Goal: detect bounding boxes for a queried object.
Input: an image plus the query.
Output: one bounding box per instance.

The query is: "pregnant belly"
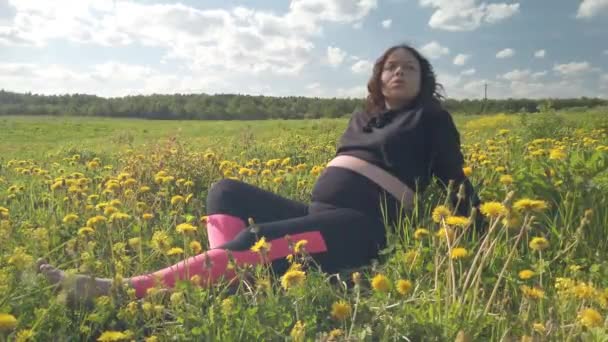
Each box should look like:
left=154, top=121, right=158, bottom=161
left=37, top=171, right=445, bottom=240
left=310, top=166, right=382, bottom=215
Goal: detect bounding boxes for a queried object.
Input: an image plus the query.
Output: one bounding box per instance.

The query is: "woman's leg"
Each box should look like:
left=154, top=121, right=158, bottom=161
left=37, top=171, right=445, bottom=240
left=38, top=207, right=385, bottom=300
left=128, top=207, right=386, bottom=297
left=204, top=179, right=308, bottom=248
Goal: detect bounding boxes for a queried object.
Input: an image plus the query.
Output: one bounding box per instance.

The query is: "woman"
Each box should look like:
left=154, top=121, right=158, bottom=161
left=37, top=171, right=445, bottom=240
left=37, top=44, right=480, bottom=300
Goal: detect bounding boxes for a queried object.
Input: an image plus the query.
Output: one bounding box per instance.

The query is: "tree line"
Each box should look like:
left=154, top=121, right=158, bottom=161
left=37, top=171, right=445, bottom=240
left=0, top=90, right=605, bottom=120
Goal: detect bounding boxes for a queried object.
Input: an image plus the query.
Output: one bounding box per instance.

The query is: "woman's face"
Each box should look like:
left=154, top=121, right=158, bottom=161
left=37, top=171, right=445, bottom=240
left=380, top=48, right=421, bottom=109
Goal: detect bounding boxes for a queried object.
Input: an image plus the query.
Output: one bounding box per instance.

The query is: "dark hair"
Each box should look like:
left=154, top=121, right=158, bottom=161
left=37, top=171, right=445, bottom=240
left=365, top=43, right=444, bottom=115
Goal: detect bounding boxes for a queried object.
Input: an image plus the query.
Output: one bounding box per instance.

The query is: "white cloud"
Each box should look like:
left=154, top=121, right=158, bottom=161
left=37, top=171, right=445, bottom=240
left=419, top=0, right=520, bottom=31
left=453, top=53, right=470, bottom=66
left=496, top=48, right=515, bottom=59
left=576, top=0, right=608, bottom=18
left=381, top=18, right=392, bottom=28
left=0, top=0, right=378, bottom=78
left=327, top=46, right=347, bottom=67
left=351, top=59, right=373, bottom=74
left=499, top=69, right=547, bottom=83
left=461, top=68, right=476, bottom=76
left=0, top=62, right=224, bottom=96
left=500, top=69, right=532, bottom=82
left=534, top=49, right=546, bottom=58
left=289, top=0, right=378, bottom=23
left=420, top=41, right=450, bottom=59
left=603, top=49, right=608, bottom=55
left=553, top=61, right=591, bottom=76
left=411, top=68, right=601, bottom=99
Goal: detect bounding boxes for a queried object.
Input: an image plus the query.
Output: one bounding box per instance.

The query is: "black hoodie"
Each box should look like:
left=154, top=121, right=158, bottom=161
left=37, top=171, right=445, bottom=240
left=335, top=103, right=480, bottom=217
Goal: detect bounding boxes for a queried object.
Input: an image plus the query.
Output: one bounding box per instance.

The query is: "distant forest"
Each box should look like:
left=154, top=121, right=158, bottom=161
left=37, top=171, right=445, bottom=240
left=1, top=90, right=606, bottom=120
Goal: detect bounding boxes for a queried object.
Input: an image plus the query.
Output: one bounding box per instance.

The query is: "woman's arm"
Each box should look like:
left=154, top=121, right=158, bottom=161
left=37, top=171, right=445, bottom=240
left=429, top=110, right=481, bottom=218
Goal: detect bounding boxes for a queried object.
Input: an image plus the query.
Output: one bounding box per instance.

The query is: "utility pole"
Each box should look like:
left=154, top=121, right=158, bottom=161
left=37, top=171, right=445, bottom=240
left=480, top=82, right=488, bottom=114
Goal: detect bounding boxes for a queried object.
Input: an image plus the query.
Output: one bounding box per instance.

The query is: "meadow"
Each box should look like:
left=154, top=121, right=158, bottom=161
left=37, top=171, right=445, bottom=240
left=1, top=109, right=608, bottom=341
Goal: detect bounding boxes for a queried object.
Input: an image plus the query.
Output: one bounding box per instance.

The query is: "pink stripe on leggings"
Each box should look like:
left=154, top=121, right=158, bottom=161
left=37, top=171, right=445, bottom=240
left=130, top=231, right=328, bottom=298
left=206, top=214, right=246, bottom=249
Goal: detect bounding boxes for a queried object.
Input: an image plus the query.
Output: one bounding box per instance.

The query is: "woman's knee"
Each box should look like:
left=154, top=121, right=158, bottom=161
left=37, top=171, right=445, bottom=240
left=206, top=179, right=247, bottom=212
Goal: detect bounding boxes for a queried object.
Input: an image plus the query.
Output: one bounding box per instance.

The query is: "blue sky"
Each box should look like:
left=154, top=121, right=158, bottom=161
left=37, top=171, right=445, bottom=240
left=0, top=0, right=607, bottom=99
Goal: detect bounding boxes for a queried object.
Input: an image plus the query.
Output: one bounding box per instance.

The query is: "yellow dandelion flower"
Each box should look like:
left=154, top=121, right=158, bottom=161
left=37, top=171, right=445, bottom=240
left=185, top=193, right=194, bottom=203
left=498, top=175, right=513, bottom=186
left=573, top=282, right=597, bottom=300
left=250, top=237, right=271, bottom=253
left=436, top=227, right=455, bottom=243
left=78, top=227, right=96, bottom=236
left=330, top=301, right=352, bottom=321
left=151, top=231, right=172, bottom=252
left=189, top=241, right=202, bottom=254
left=62, top=213, right=79, bottom=224
left=432, top=205, right=451, bottom=223
left=462, top=166, right=473, bottom=177
left=450, top=247, right=469, bottom=260
left=532, top=322, right=546, bottom=333
left=110, top=212, right=131, bottom=222
left=104, top=206, right=118, bottom=216
left=128, top=237, right=141, bottom=248
left=176, top=223, right=197, bottom=234
left=521, top=285, right=545, bottom=300
left=403, top=250, right=422, bottom=269
left=513, top=198, right=549, bottom=212
left=170, top=195, right=184, bottom=206
left=97, top=330, right=131, bottom=341
left=0, top=313, right=18, bottom=331
left=518, top=269, right=536, bottom=280
left=15, top=329, right=34, bottom=341
left=281, top=269, right=306, bottom=290
left=0, top=207, right=9, bottom=219
left=578, top=308, right=603, bottom=328
left=86, top=215, right=107, bottom=228
left=529, top=237, right=549, bottom=251
left=371, top=274, right=391, bottom=293
left=166, top=247, right=184, bottom=256
left=480, top=202, right=508, bottom=218
left=142, top=213, right=154, bottom=221
left=328, top=329, right=344, bottom=340
left=290, top=321, right=306, bottom=342
left=414, top=228, right=430, bottom=239
left=445, top=216, right=470, bottom=227
left=294, top=239, right=308, bottom=254
left=396, top=279, right=413, bottom=295
left=549, top=148, right=566, bottom=160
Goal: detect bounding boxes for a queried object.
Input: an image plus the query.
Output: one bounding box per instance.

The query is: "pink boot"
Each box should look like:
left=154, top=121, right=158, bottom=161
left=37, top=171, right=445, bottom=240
left=205, top=214, right=247, bottom=248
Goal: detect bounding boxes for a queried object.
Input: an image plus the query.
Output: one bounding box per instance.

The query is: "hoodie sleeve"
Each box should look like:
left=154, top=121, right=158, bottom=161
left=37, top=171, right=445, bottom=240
left=429, top=110, right=480, bottom=217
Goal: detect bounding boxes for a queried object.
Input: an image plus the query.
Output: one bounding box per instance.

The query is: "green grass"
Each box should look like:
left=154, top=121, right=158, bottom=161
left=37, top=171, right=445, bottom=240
left=1, top=111, right=607, bottom=341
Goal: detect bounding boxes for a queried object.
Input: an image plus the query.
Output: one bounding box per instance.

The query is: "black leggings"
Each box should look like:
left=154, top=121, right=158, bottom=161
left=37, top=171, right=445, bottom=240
left=206, top=170, right=390, bottom=275
left=130, top=168, right=396, bottom=297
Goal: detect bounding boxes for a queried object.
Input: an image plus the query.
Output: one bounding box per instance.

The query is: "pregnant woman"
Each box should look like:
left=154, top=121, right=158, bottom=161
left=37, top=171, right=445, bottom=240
left=38, top=43, right=480, bottom=300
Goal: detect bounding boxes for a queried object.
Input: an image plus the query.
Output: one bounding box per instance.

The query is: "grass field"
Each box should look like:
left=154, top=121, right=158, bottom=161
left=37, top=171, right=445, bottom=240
left=1, top=110, right=608, bottom=341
